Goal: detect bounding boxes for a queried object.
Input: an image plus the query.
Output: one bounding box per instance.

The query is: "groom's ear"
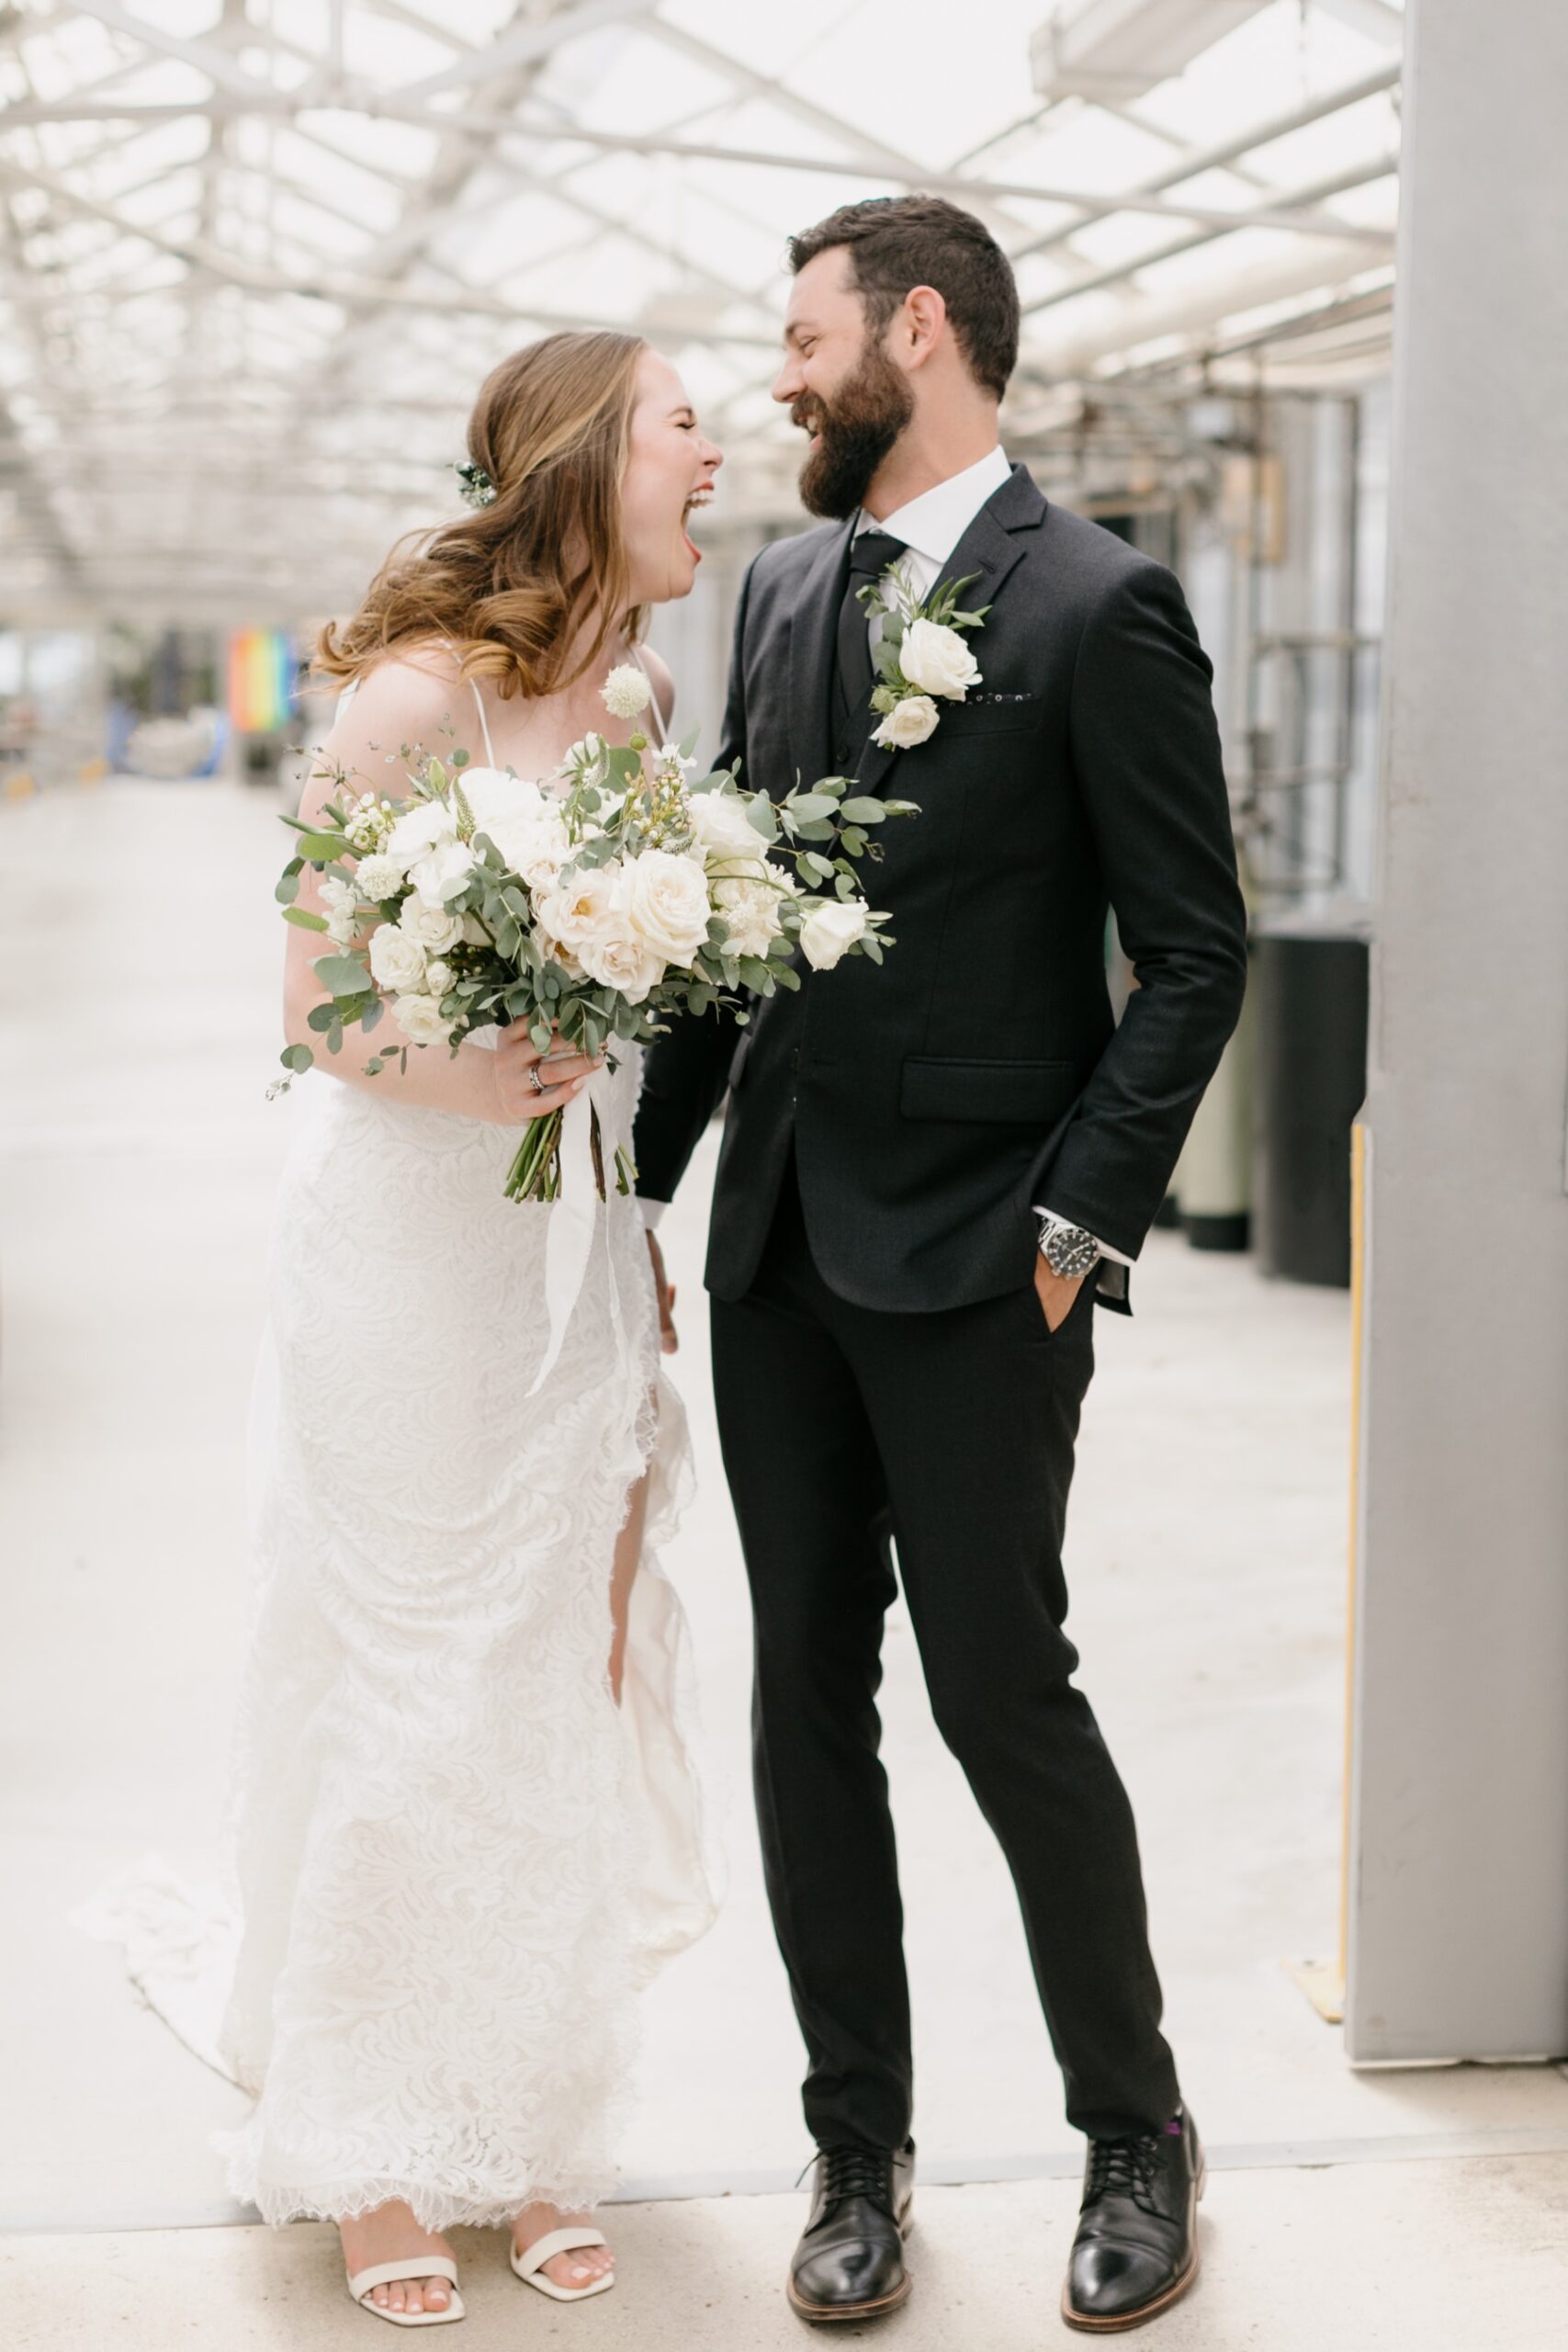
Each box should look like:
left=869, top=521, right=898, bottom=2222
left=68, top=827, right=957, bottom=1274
left=897, top=284, right=948, bottom=370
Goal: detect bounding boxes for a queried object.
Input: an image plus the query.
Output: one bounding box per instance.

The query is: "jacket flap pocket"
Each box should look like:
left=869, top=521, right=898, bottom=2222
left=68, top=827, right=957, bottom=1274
left=900, top=1057, right=1077, bottom=1125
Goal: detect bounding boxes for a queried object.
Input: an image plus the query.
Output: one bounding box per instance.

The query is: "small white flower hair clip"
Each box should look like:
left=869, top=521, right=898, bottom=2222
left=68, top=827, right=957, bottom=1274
left=453, top=458, right=497, bottom=509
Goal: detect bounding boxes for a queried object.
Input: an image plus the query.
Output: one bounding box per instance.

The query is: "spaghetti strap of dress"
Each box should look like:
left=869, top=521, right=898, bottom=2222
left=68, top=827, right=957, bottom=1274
left=468, top=675, right=496, bottom=764
left=631, top=647, right=669, bottom=744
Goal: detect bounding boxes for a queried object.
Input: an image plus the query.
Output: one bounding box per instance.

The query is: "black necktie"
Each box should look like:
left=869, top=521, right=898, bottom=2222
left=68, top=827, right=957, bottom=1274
left=834, top=528, right=908, bottom=724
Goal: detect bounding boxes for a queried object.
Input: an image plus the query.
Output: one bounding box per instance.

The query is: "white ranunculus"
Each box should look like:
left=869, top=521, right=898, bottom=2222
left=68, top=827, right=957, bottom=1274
left=408, top=839, right=475, bottom=904
left=621, top=848, right=712, bottom=966
left=898, top=618, right=980, bottom=700
left=393, top=991, right=455, bottom=1046
left=461, top=768, right=545, bottom=842
left=536, top=865, right=622, bottom=954
left=873, top=694, right=941, bottom=750
left=799, top=899, right=870, bottom=971
left=601, top=663, right=651, bottom=720
left=424, top=958, right=455, bottom=997
left=385, top=797, right=457, bottom=868
left=688, top=789, right=770, bottom=873
left=400, top=894, right=465, bottom=955
left=368, top=922, right=426, bottom=992
left=353, top=853, right=403, bottom=903
left=715, top=874, right=784, bottom=960
left=494, top=812, right=571, bottom=895
left=579, top=926, right=666, bottom=1005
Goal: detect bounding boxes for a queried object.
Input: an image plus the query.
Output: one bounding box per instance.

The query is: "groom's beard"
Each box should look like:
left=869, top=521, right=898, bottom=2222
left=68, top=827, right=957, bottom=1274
left=795, top=341, right=915, bottom=520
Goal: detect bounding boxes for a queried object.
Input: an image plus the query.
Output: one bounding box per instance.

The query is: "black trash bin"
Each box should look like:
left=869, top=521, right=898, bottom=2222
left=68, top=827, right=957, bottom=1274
left=1251, top=909, right=1371, bottom=1288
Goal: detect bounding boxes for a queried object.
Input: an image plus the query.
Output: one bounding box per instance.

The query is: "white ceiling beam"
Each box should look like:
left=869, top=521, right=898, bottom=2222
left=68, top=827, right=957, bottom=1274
left=0, top=90, right=1393, bottom=246
left=389, top=0, right=660, bottom=101
left=1016, top=58, right=1401, bottom=262
left=1312, top=0, right=1405, bottom=44
left=1021, top=154, right=1397, bottom=317
left=64, top=0, right=287, bottom=103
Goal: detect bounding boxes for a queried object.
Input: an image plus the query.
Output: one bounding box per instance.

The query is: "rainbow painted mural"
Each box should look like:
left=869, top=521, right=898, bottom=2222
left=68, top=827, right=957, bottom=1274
left=227, top=628, right=295, bottom=732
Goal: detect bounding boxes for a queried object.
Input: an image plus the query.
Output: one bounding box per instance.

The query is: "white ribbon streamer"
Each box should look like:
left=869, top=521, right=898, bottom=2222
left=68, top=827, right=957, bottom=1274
left=527, top=1060, right=628, bottom=1399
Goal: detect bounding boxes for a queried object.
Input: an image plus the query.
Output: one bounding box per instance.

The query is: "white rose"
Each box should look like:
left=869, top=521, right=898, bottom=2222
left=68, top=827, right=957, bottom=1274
left=393, top=991, right=455, bottom=1046
left=534, top=922, right=584, bottom=981
left=459, top=911, right=491, bottom=947
left=898, top=618, right=980, bottom=699
left=579, top=926, right=666, bottom=1004
left=424, top=958, right=455, bottom=996
left=461, top=768, right=545, bottom=842
left=715, top=874, right=784, bottom=960
left=353, top=853, right=403, bottom=903
left=601, top=663, right=651, bottom=720
left=385, top=797, right=457, bottom=868
left=621, top=848, right=712, bottom=966
left=400, top=894, right=465, bottom=955
left=873, top=693, right=941, bottom=750
left=799, top=899, right=870, bottom=971
left=688, top=789, right=770, bottom=874
left=367, top=922, right=426, bottom=992
left=536, top=865, right=619, bottom=952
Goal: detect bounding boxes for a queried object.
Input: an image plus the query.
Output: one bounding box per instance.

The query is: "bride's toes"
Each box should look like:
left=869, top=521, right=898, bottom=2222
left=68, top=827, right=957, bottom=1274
left=543, top=2245, right=614, bottom=2291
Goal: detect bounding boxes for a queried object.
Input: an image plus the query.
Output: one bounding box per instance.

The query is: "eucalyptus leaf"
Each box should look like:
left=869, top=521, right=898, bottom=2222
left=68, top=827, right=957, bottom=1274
left=282, top=905, right=330, bottom=932
left=298, top=831, right=345, bottom=861
left=786, top=793, right=837, bottom=823
left=314, top=953, right=373, bottom=997
left=840, top=798, right=886, bottom=824
left=281, top=1043, right=314, bottom=1073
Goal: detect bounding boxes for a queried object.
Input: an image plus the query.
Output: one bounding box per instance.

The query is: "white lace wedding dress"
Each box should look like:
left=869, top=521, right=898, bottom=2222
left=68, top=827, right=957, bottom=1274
left=216, top=667, right=717, bottom=2232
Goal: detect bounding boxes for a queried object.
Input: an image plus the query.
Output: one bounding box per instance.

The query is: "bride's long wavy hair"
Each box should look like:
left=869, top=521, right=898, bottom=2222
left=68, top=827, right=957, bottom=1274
left=316, top=329, right=649, bottom=699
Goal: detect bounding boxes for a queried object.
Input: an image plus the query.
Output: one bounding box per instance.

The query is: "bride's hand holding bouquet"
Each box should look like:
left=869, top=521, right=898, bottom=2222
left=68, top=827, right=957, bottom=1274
left=275, top=660, right=917, bottom=1204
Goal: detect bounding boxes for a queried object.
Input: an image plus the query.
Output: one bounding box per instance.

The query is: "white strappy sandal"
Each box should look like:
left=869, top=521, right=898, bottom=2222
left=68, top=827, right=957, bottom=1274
left=510, top=2226, right=616, bottom=2303
left=345, top=2256, right=465, bottom=2327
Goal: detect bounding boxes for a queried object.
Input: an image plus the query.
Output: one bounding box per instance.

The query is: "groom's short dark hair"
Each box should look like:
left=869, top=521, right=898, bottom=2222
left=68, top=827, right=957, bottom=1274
left=787, top=195, right=1019, bottom=400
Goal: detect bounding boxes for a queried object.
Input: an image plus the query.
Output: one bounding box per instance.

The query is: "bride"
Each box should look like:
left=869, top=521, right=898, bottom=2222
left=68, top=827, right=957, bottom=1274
left=222, top=331, right=723, bottom=2325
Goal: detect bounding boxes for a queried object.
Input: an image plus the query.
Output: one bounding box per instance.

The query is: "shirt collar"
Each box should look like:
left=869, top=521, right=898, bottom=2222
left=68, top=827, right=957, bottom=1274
left=855, top=445, right=1012, bottom=568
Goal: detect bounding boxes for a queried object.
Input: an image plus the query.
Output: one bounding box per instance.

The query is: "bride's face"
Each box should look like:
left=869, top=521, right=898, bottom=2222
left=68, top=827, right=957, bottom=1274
left=621, top=351, right=722, bottom=606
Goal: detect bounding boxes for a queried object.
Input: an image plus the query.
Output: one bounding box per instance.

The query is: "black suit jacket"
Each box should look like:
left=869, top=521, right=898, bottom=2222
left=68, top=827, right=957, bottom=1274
left=634, top=463, right=1248, bottom=1312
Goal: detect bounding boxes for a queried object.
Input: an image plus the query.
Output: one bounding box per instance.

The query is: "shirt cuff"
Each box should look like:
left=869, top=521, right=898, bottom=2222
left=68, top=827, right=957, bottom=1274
left=1032, top=1205, right=1134, bottom=1272
left=638, top=1197, right=669, bottom=1231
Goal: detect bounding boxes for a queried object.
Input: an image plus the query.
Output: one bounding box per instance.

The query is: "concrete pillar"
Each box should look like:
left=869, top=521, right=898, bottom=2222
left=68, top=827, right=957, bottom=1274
left=1347, top=0, right=1568, bottom=2058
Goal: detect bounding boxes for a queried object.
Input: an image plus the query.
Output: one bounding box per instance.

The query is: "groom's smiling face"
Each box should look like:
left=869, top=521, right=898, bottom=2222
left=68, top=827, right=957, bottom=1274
left=776, top=248, right=914, bottom=522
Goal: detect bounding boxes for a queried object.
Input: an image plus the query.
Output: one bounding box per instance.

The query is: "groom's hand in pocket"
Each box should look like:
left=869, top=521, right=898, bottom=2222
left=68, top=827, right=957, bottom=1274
left=1033, top=1251, right=1086, bottom=1334
left=647, top=1231, right=679, bottom=1354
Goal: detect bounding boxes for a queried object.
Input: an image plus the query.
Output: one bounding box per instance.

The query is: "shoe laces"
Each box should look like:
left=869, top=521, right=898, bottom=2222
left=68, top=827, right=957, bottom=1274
left=807, top=2144, right=892, bottom=2211
left=1084, top=2131, right=1164, bottom=2217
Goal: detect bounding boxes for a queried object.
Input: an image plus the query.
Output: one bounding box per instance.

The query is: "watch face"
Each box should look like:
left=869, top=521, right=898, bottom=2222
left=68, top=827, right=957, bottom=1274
left=1048, top=1227, right=1099, bottom=1278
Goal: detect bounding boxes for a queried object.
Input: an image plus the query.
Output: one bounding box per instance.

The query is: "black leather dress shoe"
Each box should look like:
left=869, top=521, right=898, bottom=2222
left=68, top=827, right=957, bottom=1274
left=1062, top=2109, right=1204, bottom=2333
left=787, top=2142, right=914, bottom=2324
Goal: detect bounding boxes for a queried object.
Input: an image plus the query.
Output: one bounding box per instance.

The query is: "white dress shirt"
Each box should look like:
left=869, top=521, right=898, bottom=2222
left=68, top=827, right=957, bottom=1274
left=644, top=443, right=1126, bottom=1279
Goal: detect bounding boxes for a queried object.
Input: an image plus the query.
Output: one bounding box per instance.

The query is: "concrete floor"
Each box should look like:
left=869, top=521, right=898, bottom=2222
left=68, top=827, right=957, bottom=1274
left=4, top=775, right=1568, bottom=2343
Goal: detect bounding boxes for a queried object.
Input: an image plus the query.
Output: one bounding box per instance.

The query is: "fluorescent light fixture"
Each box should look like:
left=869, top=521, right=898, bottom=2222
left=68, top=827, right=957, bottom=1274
left=1031, top=0, right=1273, bottom=102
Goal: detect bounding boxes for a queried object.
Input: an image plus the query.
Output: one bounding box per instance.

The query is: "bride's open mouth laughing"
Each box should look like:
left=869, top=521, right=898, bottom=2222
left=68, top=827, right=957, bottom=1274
left=681, top=481, right=714, bottom=563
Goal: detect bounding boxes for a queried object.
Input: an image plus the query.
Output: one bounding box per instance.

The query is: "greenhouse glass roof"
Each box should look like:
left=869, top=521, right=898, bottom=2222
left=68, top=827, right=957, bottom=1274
left=0, top=0, right=1403, bottom=614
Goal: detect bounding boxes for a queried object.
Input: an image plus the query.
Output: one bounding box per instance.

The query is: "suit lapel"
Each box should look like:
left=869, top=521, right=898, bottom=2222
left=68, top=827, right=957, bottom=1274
left=853, top=463, right=1044, bottom=797
left=788, top=519, right=853, bottom=789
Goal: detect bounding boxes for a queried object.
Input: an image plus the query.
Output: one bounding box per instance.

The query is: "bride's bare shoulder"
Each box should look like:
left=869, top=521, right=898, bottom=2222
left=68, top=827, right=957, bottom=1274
left=326, top=639, right=488, bottom=761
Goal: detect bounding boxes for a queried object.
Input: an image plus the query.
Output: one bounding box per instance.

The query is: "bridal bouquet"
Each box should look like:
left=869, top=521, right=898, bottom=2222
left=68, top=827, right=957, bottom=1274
left=274, top=664, right=916, bottom=1205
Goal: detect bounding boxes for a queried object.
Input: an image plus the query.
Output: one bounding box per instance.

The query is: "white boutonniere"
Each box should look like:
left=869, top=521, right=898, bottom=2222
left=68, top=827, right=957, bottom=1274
left=858, top=565, right=991, bottom=751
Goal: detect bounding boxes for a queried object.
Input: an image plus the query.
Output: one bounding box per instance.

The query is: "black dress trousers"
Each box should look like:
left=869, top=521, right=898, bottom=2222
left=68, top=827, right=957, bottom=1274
left=710, top=1152, right=1180, bottom=2151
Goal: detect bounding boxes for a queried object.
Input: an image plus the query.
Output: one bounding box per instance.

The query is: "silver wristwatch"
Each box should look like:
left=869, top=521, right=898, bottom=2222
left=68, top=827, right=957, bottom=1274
left=1040, top=1221, right=1101, bottom=1281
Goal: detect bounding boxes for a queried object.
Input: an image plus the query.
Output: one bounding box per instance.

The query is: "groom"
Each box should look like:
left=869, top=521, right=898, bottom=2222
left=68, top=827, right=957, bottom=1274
left=635, top=195, right=1247, bottom=2333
